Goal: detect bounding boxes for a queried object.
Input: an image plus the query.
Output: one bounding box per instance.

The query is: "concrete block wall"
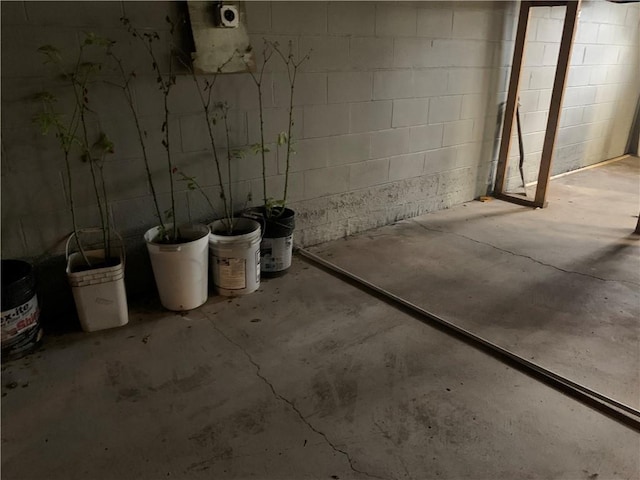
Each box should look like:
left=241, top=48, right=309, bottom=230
left=504, top=1, right=639, bottom=191
left=1, top=1, right=638, bottom=298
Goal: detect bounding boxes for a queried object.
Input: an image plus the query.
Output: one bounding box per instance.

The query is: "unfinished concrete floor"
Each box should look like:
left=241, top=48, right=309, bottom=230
left=2, top=157, right=639, bottom=479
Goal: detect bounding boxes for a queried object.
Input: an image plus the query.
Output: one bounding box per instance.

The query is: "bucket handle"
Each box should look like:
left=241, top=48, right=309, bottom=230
left=240, top=211, right=266, bottom=241
left=66, top=228, right=126, bottom=267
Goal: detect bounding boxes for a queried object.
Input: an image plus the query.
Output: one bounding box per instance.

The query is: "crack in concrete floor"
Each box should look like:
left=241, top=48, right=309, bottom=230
left=410, top=219, right=640, bottom=287
left=207, top=318, right=388, bottom=480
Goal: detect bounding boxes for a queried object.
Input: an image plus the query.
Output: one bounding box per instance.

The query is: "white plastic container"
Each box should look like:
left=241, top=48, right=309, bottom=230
left=66, top=230, right=128, bottom=333
left=209, top=218, right=261, bottom=297
left=144, top=223, right=209, bottom=311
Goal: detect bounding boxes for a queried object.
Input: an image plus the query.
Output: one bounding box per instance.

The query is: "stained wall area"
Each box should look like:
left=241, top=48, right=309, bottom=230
left=1, top=1, right=638, bottom=264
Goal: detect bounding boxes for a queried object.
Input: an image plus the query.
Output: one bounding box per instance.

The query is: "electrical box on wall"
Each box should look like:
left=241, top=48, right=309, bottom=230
left=187, top=1, right=254, bottom=73
left=212, top=2, right=239, bottom=28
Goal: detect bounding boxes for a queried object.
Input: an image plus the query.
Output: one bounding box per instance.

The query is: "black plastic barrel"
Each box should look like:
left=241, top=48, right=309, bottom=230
left=242, top=207, right=296, bottom=276
left=1, top=260, right=43, bottom=360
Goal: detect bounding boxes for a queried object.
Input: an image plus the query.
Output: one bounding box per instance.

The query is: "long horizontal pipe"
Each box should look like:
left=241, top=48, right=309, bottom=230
left=296, top=247, right=640, bottom=432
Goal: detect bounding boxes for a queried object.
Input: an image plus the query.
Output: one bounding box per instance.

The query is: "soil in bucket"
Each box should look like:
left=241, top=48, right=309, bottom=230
left=1, top=260, right=43, bottom=361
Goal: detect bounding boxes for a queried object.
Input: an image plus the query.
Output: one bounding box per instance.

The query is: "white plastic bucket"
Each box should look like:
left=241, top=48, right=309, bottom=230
left=208, top=218, right=261, bottom=296
left=66, top=229, right=129, bottom=332
left=144, top=223, right=209, bottom=311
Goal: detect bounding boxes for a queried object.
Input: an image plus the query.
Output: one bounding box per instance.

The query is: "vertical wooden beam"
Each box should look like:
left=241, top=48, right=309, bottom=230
left=494, top=2, right=532, bottom=195
left=534, top=0, right=581, bottom=207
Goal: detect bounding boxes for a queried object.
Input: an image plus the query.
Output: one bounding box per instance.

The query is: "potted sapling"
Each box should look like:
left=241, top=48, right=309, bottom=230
left=179, top=53, right=261, bottom=296
left=34, top=34, right=128, bottom=332
left=246, top=40, right=310, bottom=276
left=119, top=17, right=209, bottom=311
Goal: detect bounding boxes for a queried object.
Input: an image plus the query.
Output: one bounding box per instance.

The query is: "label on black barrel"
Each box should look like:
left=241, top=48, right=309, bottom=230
left=261, top=235, right=293, bottom=272
left=1, top=295, right=40, bottom=344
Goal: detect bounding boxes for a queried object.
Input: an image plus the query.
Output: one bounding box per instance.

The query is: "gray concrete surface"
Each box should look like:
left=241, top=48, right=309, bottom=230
left=311, top=156, right=640, bottom=412
left=2, top=158, right=639, bottom=479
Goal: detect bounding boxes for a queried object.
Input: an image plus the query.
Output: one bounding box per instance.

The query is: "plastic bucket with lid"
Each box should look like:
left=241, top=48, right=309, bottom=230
left=1, top=260, right=43, bottom=360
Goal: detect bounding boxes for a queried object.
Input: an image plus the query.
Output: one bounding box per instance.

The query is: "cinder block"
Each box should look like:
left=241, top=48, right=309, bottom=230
left=214, top=73, right=274, bottom=111
left=617, top=46, right=637, bottom=65
left=303, top=104, right=350, bottom=139
left=566, top=65, right=592, bottom=87
left=1, top=125, right=67, bottom=175
left=521, top=111, right=548, bottom=135
left=522, top=131, right=546, bottom=155
left=250, top=171, right=304, bottom=205
left=389, top=153, right=425, bottom=182
left=523, top=43, right=545, bottom=67
left=423, top=146, right=457, bottom=175
left=25, top=1, right=123, bottom=26
left=248, top=107, right=302, bottom=145
left=559, top=106, right=584, bottom=127
left=350, top=101, right=393, bottom=134
left=245, top=2, right=271, bottom=33
left=300, top=36, right=350, bottom=72
left=248, top=35, right=300, bottom=73
left=272, top=72, right=326, bottom=107
left=461, top=94, right=485, bottom=120
left=1, top=26, right=79, bottom=77
left=528, top=66, right=556, bottom=90
left=563, top=85, right=597, bottom=107
left=282, top=137, right=328, bottom=173
left=182, top=110, right=247, bottom=151
left=392, top=98, right=429, bottom=128
left=1, top=1, right=27, bottom=25
left=443, top=119, right=474, bottom=147
left=304, top=165, right=349, bottom=199
left=594, top=84, right=618, bottom=104
left=20, top=207, right=71, bottom=257
left=452, top=10, right=498, bottom=40
left=0, top=218, right=26, bottom=259
left=582, top=102, right=616, bottom=123
left=556, top=124, right=591, bottom=147
left=625, top=6, right=640, bottom=27
left=102, top=158, right=152, bottom=202
left=120, top=1, right=174, bottom=29
left=1, top=168, right=66, bottom=216
left=409, top=124, right=443, bottom=152
left=328, top=3, right=375, bottom=36
left=517, top=90, right=540, bottom=113
left=393, top=38, right=439, bottom=68
left=417, top=7, right=453, bottom=38
left=111, top=191, right=189, bottom=238
left=537, top=89, right=552, bottom=111
left=349, top=158, right=389, bottom=190
left=535, top=18, right=563, bottom=42
left=327, top=133, right=371, bottom=166
left=370, top=128, right=411, bottom=159
left=328, top=72, right=373, bottom=103
left=375, top=4, right=417, bottom=37
left=575, top=21, right=599, bottom=44
left=373, top=70, right=414, bottom=100
left=272, top=3, right=327, bottom=35
left=428, top=95, right=462, bottom=124
left=349, top=37, right=394, bottom=70
left=583, top=45, right=618, bottom=65
left=413, top=68, right=448, bottom=97
left=233, top=146, right=278, bottom=182
left=448, top=68, right=490, bottom=95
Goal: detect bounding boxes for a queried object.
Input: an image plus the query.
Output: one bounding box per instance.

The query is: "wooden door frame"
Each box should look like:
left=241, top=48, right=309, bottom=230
left=494, top=0, right=582, bottom=208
